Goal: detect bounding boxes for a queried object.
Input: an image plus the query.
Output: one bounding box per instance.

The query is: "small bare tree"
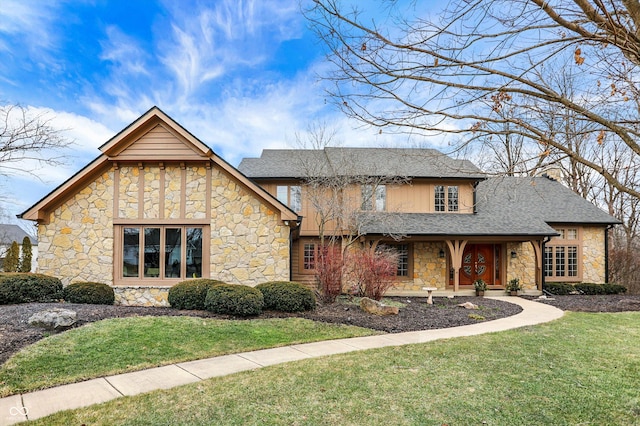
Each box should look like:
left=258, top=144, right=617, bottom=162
left=0, top=104, right=70, bottom=178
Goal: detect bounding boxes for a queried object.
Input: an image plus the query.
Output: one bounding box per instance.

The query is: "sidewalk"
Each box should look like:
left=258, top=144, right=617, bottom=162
left=1, top=297, right=563, bottom=425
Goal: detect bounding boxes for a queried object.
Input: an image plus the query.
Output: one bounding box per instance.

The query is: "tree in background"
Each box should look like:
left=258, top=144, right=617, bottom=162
left=3, top=241, right=19, bottom=272
left=308, top=0, right=640, bottom=292
left=19, top=236, right=32, bottom=273
left=307, top=0, right=640, bottom=200
left=0, top=104, right=70, bottom=178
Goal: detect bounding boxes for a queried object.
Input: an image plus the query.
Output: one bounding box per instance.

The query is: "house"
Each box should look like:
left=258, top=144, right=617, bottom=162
left=0, top=224, right=38, bottom=272
left=238, top=148, right=620, bottom=295
left=19, top=107, right=298, bottom=306
left=19, top=108, right=619, bottom=306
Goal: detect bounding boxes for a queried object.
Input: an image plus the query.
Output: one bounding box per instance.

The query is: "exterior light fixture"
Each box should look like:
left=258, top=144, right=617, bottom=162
left=511, top=250, right=517, bottom=259
left=439, top=249, right=445, bottom=258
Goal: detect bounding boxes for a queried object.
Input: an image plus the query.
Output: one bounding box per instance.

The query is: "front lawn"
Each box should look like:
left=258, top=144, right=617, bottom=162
left=0, top=316, right=378, bottom=397
left=28, top=312, right=640, bottom=425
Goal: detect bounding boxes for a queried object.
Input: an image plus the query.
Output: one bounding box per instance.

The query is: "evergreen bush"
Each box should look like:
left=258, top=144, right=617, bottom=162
left=204, top=284, right=264, bottom=316
left=256, top=281, right=316, bottom=312
left=0, top=273, right=63, bottom=304
left=64, top=282, right=115, bottom=305
left=543, top=282, right=575, bottom=295
left=168, top=279, right=226, bottom=310
left=19, top=236, right=33, bottom=273
left=602, top=284, right=627, bottom=294
left=3, top=241, right=19, bottom=273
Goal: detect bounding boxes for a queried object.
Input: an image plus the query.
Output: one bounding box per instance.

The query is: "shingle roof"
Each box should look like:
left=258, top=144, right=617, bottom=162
left=361, top=177, right=620, bottom=237
left=0, top=224, right=37, bottom=245
left=238, top=148, right=484, bottom=179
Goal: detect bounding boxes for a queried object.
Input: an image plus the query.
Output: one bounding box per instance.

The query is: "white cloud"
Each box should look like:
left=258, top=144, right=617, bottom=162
left=0, top=0, right=61, bottom=52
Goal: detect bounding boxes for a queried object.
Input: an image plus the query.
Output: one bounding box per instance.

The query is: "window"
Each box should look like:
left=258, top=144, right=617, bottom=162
left=361, top=184, right=386, bottom=211
left=435, top=185, right=458, bottom=212
left=122, top=226, right=203, bottom=280
left=377, top=243, right=412, bottom=278
left=303, top=243, right=317, bottom=271
left=276, top=185, right=301, bottom=212
left=544, top=227, right=580, bottom=280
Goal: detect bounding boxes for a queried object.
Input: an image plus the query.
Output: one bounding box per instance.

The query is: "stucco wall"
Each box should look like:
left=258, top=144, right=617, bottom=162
left=38, top=169, right=115, bottom=286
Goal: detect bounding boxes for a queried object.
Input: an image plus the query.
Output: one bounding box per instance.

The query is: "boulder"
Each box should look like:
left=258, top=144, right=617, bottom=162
left=28, top=308, right=77, bottom=330
left=457, top=302, right=479, bottom=310
left=360, top=297, right=399, bottom=315
left=617, top=299, right=640, bottom=310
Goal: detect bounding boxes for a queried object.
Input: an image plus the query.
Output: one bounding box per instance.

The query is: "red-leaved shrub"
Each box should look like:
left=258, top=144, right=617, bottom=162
left=315, top=245, right=344, bottom=303
left=346, top=247, right=398, bottom=301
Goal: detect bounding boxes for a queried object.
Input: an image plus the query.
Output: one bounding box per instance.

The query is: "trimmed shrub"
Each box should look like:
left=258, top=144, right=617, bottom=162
left=256, top=281, right=316, bottom=312
left=603, top=284, right=627, bottom=294
left=544, top=282, right=574, bottom=295
left=0, top=273, right=63, bottom=304
left=575, top=283, right=628, bottom=295
left=64, top=282, right=115, bottom=305
left=574, top=283, right=606, bottom=295
left=168, top=279, right=226, bottom=310
left=205, top=284, right=264, bottom=317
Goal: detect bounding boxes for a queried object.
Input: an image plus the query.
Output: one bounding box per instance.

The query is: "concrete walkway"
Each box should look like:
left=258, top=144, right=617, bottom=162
left=1, top=297, right=563, bottom=425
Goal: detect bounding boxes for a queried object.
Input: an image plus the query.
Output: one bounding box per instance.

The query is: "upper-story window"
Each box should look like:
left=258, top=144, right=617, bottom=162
left=361, top=184, right=386, bottom=211
left=435, top=185, right=459, bottom=212
left=277, top=185, right=301, bottom=212
left=544, top=227, right=580, bottom=280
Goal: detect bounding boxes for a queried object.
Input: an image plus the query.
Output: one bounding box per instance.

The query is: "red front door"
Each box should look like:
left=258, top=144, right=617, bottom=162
left=459, top=244, right=501, bottom=286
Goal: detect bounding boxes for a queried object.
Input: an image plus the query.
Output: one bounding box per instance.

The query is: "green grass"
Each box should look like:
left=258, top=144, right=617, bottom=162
left=27, top=312, right=640, bottom=425
left=0, top=316, right=378, bottom=397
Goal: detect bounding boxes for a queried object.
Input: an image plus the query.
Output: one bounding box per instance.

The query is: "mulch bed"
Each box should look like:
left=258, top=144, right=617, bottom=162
left=1, top=294, right=639, bottom=366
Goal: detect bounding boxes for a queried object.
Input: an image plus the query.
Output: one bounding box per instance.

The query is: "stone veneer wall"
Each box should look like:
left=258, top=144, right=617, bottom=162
left=114, top=286, right=170, bottom=306
left=37, top=168, right=115, bottom=286
left=582, top=226, right=606, bottom=283
left=209, top=168, right=290, bottom=285
left=506, top=242, right=537, bottom=290
left=394, top=242, right=448, bottom=291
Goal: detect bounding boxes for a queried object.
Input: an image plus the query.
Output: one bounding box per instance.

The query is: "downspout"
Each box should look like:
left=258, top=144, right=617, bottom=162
left=472, top=181, right=479, bottom=214
left=541, top=236, right=551, bottom=293
left=605, top=224, right=614, bottom=284
left=288, top=216, right=303, bottom=281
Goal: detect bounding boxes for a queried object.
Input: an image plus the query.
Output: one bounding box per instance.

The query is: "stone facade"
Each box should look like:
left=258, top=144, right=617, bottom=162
left=114, top=286, right=170, bottom=307
left=394, top=242, right=448, bottom=291
left=582, top=226, right=606, bottom=283
left=36, top=160, right=290, bottom=306
left=38, top=168, right=115, bottom=286
left=506, top=241, right=537, bottom=290
left=209, top=168, right=290, bottom=285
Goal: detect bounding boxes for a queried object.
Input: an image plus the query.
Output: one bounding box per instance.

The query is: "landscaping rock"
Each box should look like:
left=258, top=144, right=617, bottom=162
left=617, top=299, right=640, bottom=310
left=360, top=297, right=399, bottom=315
left=457, top=302, right=479, bottom=310
left=28, top=308, right=77, bottom=330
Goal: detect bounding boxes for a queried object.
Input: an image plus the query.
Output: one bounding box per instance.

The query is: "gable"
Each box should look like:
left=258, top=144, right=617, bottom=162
left=105, top=123, right=210, bottom=162
left=20, top=107, right=297, bottom=223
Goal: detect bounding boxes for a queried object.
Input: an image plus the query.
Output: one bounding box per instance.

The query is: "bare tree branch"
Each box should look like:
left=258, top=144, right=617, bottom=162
left=306, top=0, right=640, bottom=200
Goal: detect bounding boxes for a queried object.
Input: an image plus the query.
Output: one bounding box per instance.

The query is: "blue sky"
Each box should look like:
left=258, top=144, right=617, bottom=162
left=1, top=0, right=421, bottom=225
